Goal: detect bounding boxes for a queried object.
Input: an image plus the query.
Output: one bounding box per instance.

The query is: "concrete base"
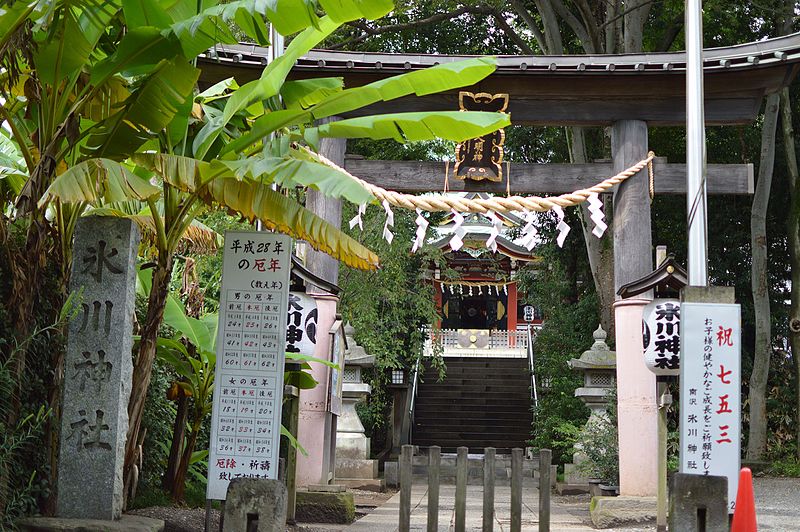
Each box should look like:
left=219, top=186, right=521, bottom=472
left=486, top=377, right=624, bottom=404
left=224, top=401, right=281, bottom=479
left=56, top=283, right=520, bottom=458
left=337, top=478, right=385, bottom=492
left=556, top=482, right=590, bottom=495
left=336, top=458, right=378, bottom=480
left=295, top=490, right=355, bottom=524
left=17, top=515, right=164, bottom=532
left=589, top=496, right=657, bottom=529
left=385, top=461, right=398, bottom=488
left=307, top=483, right=347, bottom=493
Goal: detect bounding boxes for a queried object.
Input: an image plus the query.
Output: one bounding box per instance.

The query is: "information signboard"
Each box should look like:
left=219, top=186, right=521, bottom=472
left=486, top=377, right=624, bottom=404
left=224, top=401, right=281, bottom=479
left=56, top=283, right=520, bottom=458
left=207, top=232, right=291, bottom=500
left=679, top=302, right=741, bottom=513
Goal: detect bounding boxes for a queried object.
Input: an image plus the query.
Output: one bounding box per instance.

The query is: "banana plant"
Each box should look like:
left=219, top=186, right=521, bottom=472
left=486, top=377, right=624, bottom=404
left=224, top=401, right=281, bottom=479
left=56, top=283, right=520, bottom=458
left=8, top=0, right=511, bottom=495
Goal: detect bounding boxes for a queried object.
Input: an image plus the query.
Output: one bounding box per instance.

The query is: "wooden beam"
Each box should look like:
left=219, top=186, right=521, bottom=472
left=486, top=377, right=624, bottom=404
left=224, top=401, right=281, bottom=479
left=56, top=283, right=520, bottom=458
left=343, top=157, right=753, bottom=195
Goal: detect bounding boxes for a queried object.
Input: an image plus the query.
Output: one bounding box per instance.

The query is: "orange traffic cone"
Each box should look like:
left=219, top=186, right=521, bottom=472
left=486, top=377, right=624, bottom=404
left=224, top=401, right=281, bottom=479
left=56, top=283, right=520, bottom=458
left=730, top=467, right=757, bottom=532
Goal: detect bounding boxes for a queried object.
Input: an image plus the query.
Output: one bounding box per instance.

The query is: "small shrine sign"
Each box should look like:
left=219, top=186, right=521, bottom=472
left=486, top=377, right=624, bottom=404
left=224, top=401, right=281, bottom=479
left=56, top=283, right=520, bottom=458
left=207, top=231, right=291, bottom=500
left=454, top=91, right=508, bottom=182
left=679, top=302, right=741, bottom=513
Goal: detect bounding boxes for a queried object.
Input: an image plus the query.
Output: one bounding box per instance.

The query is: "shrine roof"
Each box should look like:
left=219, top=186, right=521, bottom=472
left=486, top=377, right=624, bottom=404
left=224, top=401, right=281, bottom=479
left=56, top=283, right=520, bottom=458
left=198, top=32, right=800, bottom=126
left=429, top=232, right=538, bottom=262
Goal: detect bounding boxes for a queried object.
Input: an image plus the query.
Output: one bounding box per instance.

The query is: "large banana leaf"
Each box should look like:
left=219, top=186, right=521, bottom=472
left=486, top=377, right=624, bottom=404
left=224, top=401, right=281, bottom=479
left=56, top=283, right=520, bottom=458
left=39, top=159, right=160, bottom=207
left=203, top=178, right=379, bottom=271
left=137, top=267, right=214, bottom=352
left=90, top=27, right=175, bottom=85
left=217, top=149, right=374, bottom=204
left=85, top=205, right=222, bottom=255
left=0, top=1, right=38, bottom=51
left=132, top=153, right=215, bottom=192
left=281, top=78, right=345, bottom=110
left=319, top=0, right=394, bottom=22
left=33, top=12, right=93, bottom=86
left=311, top=58, right=498, bottom=118
left=220, top=0, right=390, bottom=125
left=311, top=111, right=512, bottom=143
left=84, top=57, right=199, bottom=159
left=221, top=58, right=499, bottom=155
left=221, top=16, right=339, bottom=125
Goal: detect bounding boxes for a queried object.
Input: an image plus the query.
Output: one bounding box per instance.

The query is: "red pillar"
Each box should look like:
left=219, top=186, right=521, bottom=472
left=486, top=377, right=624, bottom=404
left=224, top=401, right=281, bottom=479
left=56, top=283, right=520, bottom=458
left=433, top=280, right=442, bottom=329
left=507, top=282, right=517, bottom=331
left=507, top=282, right=517, bottom=346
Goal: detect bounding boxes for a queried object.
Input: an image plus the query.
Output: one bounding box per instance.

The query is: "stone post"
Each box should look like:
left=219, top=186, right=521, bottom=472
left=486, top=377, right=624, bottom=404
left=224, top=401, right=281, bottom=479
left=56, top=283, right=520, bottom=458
left=612, top=120, right=657, bottom=497
left=57, top=216, right=140, bottom=519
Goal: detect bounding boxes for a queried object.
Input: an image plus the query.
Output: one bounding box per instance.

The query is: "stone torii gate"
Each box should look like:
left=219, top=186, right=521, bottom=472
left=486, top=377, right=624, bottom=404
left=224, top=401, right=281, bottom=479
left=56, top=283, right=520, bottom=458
left=199, top=32, right=800, bottom=497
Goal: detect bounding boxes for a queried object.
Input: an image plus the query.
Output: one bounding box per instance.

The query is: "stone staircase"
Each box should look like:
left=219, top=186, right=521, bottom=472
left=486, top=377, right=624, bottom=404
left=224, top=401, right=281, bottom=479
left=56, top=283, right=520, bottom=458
left=412, top=357, right=533, bottom=453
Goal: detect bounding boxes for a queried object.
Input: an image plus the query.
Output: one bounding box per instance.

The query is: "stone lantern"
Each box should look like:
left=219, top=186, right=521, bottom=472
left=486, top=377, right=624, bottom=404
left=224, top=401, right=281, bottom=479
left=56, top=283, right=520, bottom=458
left=559, top=325, right=616, bottom=491
left=568, top=325, right=617, bottom=421
left=334, top=324, right=382, bottom=490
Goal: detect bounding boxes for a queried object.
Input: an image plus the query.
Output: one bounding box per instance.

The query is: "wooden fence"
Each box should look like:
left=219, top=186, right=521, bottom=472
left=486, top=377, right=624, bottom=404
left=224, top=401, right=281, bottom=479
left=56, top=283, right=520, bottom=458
left=399, top=445, right=552, bottom=532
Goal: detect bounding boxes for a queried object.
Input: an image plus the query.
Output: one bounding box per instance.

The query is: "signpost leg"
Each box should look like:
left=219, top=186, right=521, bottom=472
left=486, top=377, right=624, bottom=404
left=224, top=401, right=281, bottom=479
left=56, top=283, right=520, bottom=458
left=657, top=381, right=671, bottom=532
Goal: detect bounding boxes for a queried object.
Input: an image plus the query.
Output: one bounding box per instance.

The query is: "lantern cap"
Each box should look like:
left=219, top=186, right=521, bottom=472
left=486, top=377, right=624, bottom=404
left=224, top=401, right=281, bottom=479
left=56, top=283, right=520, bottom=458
left=616, top=254, right=687, bottom=299
left=568, top=325, right=616, bottom=370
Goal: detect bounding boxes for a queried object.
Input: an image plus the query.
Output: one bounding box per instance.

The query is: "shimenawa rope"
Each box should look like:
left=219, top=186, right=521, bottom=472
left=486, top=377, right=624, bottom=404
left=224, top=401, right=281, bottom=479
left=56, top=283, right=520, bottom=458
left=306, top=146, right=656, bottom=216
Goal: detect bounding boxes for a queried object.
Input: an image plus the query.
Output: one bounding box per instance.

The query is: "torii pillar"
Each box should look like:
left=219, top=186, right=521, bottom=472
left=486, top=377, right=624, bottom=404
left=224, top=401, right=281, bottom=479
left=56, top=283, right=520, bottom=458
left=612, top=120, right=658, bottom=496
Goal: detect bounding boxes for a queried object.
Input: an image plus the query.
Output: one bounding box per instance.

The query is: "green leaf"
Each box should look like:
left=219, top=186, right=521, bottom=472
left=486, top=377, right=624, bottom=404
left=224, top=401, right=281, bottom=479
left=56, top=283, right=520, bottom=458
left=0, top=1, right=36, bottom=51
left=90, top=27, right=175, bottom=85
left=39, top=159, right=160, bottom=207
left=223, top=59, right=498, bottom=155
left=132, top=153, right=214, bottom=192
left=217, top=149, right=375, bottom=204
left=33, top=13, right=93, bottom=86
left=281, top=78, right=344, bottom=110
left=202, top=177, right=380, bottom=271
left=285, top=369, right=318, bottom=389
left=162, top=298, right=214, bottom=353
left=312, top=58, right=497, bottom=119
left=122, top=0, right=172, bottom=29
left=85, top=57, right=199, bottom=159
left=201, top=314, right=219, bottom=351
left=197, top=77, right=239, bottom=102
left=264, top=0, right=319, bottom=35
left=222, top=16, right=339, bottom=125
left=319, top=0, right=393, bottom=23
left=312, top=111, right=511, bottom=143
left=286, top=352, right=340, bottom=370
left=281, top=424, right=308, bottom=455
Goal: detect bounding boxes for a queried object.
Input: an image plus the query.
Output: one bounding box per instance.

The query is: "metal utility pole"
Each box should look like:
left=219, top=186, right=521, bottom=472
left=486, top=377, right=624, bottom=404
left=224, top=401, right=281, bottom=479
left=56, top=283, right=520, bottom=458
left=685, top=0, right=709, bottom=286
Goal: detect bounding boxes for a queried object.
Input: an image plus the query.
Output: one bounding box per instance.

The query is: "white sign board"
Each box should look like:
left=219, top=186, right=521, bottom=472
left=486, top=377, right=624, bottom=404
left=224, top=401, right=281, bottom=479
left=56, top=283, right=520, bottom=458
left=679, top=302, right=741, bottom=513
left=207, top=232, right=291, bottom=500
left=642, top=299, right=681, bottom=375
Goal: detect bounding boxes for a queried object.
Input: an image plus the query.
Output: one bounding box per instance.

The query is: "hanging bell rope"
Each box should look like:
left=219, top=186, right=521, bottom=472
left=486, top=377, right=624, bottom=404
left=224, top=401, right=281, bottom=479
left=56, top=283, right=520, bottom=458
left=303, top=146, right=656, bottom=215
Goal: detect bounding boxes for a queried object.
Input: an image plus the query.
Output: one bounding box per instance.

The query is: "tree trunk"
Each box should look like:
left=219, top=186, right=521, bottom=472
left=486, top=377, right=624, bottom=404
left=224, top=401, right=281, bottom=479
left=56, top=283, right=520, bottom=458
left=746, top=92, right=781, bottom=461
left=623, top=0, right=652, bottom=53
left=123, top=254, right=174, bottom=502
left=162, top=390, right=188, bottom=492
left=171, top=421, right=200, bottom=502
left=570, top=126, right=616, bottom=337
left=780, top=87, right=800, bottom=462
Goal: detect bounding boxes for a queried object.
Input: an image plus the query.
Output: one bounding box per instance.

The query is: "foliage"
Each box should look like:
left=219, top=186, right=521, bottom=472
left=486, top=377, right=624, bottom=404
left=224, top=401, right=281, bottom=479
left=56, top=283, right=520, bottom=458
left=0, top=292, right=79, bottom=524
left=766, top=458, right=800, bottom=478
left=577, top=390, right=619, bottom=485
left=516, top=211, right=593, bottom=464
left=338, top=200, right=450, bottom=449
